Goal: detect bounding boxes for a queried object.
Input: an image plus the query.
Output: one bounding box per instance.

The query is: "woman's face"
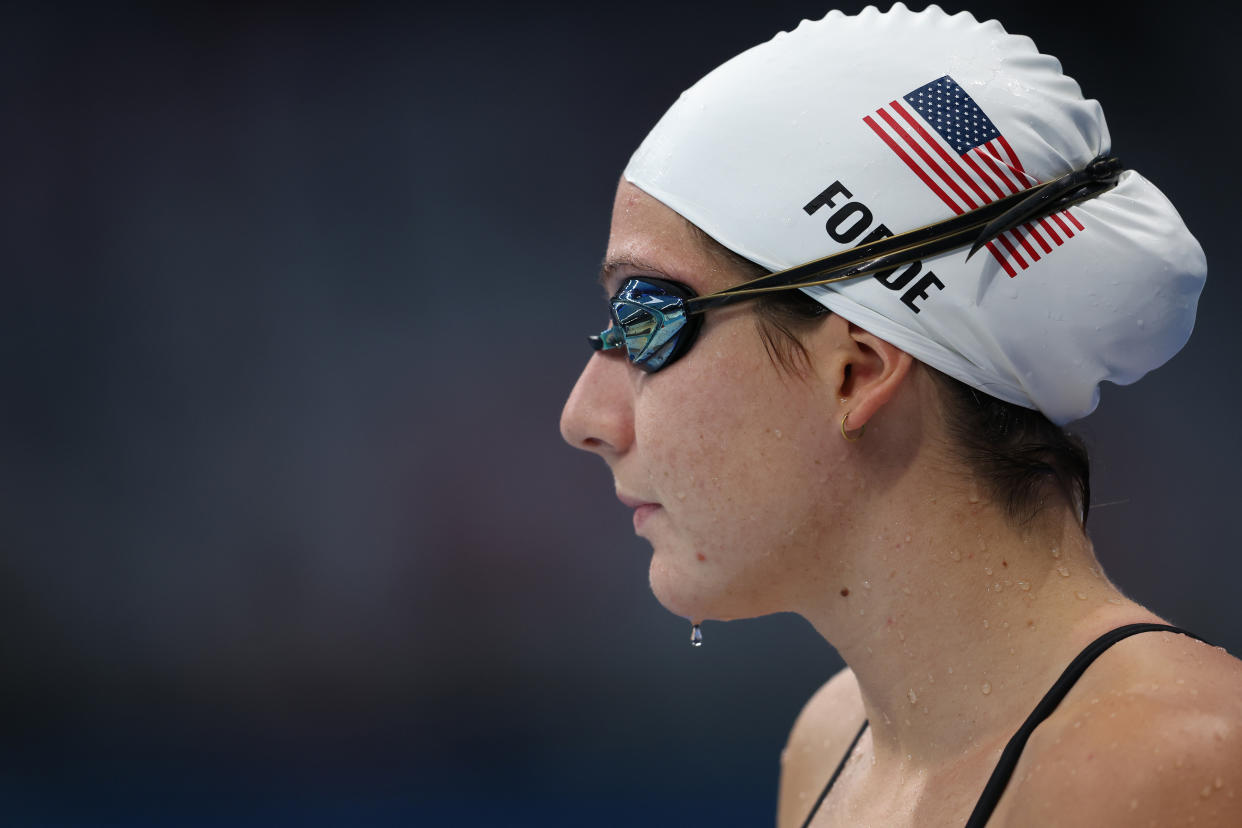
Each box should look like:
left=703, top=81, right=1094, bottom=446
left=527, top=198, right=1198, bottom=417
left=560, top=181, right=857, bottom=623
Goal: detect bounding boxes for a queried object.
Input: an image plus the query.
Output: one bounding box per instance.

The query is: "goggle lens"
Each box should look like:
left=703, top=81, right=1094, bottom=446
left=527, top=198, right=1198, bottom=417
left=590, top=278, right=700, bottom=372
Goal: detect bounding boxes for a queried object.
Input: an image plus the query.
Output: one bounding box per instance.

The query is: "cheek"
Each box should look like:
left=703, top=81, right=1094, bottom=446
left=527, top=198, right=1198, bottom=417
left=637, top=335, right=831, bottom=535
left=636, top=352, right=762, bottom=493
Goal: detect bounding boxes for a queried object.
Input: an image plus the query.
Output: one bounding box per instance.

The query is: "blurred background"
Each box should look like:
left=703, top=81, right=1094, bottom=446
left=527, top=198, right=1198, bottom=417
left=2, top=1, right=1237, bottom=825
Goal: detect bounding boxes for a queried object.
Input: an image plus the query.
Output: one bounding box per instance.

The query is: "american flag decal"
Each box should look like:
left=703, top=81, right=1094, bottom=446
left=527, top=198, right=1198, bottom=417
left=863, top=75, right=1083, bottom=277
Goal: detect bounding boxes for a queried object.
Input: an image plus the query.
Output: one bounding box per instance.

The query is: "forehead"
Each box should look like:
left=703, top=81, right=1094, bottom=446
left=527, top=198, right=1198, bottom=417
left=601, top=180, right=737, bottom=295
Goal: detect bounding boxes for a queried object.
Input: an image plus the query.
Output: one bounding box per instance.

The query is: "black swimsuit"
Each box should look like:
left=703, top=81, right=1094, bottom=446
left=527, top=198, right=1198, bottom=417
left=798, top=623, right=1208, bottom=828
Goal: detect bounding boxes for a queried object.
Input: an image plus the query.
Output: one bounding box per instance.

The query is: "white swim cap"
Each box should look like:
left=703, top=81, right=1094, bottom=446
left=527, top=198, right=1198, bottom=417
left=623, top=4, right=1206, bottom=425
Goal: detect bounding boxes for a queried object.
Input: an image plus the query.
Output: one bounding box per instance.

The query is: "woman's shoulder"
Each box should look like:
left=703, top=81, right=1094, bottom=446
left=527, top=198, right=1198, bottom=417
left=777, top=666, right=866, bottom=828
left=995, top=630, right=1242, bottom=827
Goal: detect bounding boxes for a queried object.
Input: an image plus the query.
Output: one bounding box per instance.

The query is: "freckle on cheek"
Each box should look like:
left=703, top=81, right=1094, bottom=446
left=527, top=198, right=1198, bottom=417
left=840, top=588, right=850, bottom=597
left=696, top=553, right=707, bottom=562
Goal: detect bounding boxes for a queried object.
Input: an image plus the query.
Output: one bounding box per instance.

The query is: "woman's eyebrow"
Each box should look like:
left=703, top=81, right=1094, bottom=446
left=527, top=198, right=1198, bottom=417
left=597, top=256, right=673, bottom=287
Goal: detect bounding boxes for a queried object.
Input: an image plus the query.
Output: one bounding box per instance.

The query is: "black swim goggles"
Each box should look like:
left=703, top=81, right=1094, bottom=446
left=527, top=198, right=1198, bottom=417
left=589, top=156, right=1123, bottom=373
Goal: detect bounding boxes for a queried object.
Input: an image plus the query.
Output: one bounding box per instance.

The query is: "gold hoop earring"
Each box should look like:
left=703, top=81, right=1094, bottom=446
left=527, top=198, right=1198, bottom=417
left=841, top=412, right=865, bottom=442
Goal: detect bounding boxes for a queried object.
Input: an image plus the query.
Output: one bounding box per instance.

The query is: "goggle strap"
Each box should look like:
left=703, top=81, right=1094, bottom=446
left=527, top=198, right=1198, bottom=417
left=685, top=155, right=1122, bottom=314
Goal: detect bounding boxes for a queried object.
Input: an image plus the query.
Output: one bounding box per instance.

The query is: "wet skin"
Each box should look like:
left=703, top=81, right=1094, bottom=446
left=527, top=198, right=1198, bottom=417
left=561, top=179, right=888, bottom=624
left=562, top=181, right=1242, bottom=827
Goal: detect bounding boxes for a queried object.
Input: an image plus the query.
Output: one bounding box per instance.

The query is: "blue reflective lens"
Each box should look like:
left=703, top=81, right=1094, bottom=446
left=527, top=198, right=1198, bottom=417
left=591, top=278, right=698, bottom=372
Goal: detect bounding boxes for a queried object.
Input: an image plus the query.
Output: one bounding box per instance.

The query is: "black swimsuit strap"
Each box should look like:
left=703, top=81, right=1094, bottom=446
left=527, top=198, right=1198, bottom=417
left=800, top=623, right=1208, bottom=828
left=798, top=719, right=868, bottom=828
left=963, top=622, right=1208, bottom=827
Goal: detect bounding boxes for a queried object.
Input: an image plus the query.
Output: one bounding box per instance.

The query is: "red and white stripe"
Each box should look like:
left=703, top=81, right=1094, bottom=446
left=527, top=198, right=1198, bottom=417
left=863, top=99, right=1082, bottom=278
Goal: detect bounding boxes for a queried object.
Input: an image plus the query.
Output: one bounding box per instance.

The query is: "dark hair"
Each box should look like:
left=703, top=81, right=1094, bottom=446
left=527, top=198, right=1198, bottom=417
left=686, top=223, right=1091, bottom=527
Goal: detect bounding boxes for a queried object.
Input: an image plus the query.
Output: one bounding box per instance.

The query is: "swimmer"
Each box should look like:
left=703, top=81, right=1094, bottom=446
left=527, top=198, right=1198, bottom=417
left=561, top=6, right=1242, bottom=826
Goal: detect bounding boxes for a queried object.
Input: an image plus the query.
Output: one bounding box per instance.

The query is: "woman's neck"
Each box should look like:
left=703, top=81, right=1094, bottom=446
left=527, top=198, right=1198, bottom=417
left=798, top=481, right=1158, bottom=770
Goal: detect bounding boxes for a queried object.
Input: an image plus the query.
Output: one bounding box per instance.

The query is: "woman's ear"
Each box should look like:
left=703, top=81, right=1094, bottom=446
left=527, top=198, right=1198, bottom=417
left=827, top=319, right=915, bottom=429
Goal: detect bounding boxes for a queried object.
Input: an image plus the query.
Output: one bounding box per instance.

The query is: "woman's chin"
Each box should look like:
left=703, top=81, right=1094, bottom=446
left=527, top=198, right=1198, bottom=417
left=648, top=557, right=706, bottom=620
left=647, top=555, right=750, bottom=623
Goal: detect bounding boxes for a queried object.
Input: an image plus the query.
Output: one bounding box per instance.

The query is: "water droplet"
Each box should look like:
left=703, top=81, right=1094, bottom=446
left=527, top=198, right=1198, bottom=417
left=984, top=567, right=994, bottom=576
left=677, top=492, right=686, bottom=500
left=993, top=583, right=1002, bottom=592
left=981, top=682, right=992, bottom=695
left=949, top=549, right=962, bottom=561
left=774, top=428, right=782, bottom=438
left=908, top=688, right=918, bottom=704
left=928, top=673, right=935, bottom=684
left=1051, top=546, right=1062, bottom=559
left=983, top=619, right=990, bottom=629
left=691, top=624, right=703, bottom=647
left=1107, top=598, right=1122, bottom=605
left=1057, top=566, right=1071, bottom=577
left=1076, top=591, right=1088, bottom=600
left=905, top=534, right=912, bottom=543
left=1018, top=581, right=1031, bottom=591
left=858, top=609, right=865, bottom=616
left=947, top=667, right=954, bottom=674
left=863, top=580, right=872, bottom=590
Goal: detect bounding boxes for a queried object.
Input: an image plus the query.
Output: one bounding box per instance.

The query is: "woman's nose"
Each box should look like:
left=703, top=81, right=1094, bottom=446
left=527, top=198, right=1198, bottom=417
left=560, top=351, right=634, bottom=457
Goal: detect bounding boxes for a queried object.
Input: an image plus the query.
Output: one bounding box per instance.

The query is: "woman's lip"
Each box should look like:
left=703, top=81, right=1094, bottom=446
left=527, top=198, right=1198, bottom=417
left=616, top=493, right=661, bottom=530
left=616, top=492, right=657, bottom=509
left=632, top=503, right=661, bottom=530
